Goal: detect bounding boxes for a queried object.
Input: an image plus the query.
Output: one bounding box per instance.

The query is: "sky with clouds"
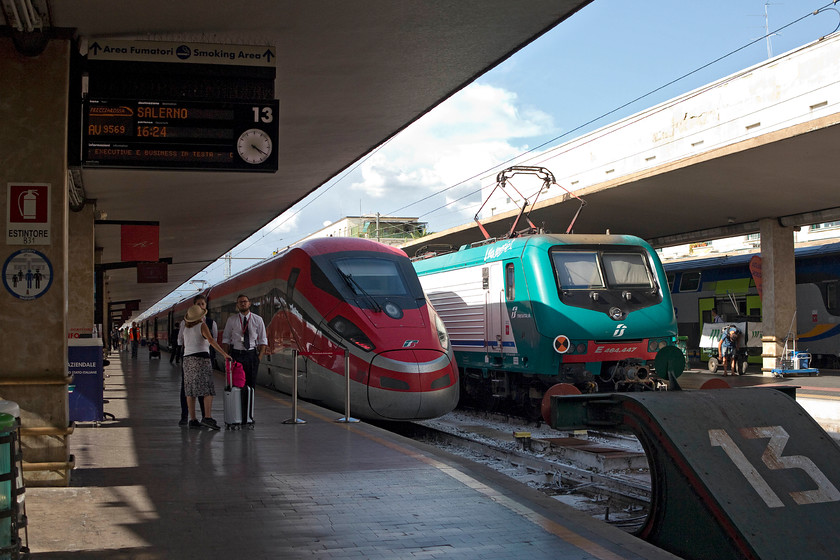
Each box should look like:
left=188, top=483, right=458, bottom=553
left=150, top=0, right=839, bottom=311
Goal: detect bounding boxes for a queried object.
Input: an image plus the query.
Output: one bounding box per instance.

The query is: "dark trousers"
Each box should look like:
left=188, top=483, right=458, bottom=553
left=232, top=349, right=258, bottom=424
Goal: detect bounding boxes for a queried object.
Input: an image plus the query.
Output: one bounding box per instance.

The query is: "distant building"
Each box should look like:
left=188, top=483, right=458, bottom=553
left=299, top=215, right=427, bottom=247
left=658, top=223, right=840, bottom=261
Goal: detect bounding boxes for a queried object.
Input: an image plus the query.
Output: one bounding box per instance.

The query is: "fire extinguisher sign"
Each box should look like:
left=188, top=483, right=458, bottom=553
left=6, top=183, right=51, bottom=246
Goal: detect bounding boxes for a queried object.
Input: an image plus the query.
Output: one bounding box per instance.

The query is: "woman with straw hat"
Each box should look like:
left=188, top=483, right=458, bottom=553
left=182, top=304, right=231, bottom=429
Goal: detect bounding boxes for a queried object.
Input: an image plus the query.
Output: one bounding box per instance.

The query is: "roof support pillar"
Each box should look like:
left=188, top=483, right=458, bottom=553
left=0, top=37, right=73, bottom=486
left=759, top=218, right=796, bottom=375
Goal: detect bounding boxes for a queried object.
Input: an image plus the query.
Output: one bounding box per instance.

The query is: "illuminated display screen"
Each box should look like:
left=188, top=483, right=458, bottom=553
left=82, top=98, right=279, bottom=172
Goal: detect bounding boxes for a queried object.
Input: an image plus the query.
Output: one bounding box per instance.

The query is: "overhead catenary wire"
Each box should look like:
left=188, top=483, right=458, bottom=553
left=230, top=2, right=839, bottom=249
left=383, top=2, right=838, bottom=225
left=148, top=2, right=838, bottom=315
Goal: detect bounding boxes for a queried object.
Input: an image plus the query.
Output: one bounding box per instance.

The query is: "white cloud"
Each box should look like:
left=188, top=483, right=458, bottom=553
left=193, top=82, right=556, bottom=281
left=344, top=83, right=555, bottom=225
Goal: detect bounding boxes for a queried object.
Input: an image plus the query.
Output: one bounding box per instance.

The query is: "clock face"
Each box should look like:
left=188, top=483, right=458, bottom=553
left=237, top=128, right=273, bottom=164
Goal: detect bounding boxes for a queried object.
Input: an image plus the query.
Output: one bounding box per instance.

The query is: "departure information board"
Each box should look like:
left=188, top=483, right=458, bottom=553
left=82, top=98, right=279, bottom=172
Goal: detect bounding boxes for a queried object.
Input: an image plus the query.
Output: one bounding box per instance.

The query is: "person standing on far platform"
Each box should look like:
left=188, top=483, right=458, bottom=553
left=222, top=294, right=267, bottom=428
left=711, top=308, right=724, bottom=323
left=130, top=322, right=140, bottom=358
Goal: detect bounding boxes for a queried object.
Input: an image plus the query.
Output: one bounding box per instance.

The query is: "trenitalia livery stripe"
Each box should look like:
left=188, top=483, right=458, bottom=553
left=799, top=323, right=840, bottom=342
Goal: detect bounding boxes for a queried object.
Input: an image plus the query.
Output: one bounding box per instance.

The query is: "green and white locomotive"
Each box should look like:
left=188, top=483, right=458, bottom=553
left=413, top=232, right=679, bottom=415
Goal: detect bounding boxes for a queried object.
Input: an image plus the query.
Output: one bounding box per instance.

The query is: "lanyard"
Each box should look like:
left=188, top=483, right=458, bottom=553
left=240, top=314, right=249, bottom=335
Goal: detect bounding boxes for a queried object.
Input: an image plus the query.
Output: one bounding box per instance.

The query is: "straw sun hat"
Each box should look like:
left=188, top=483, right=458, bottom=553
left=184, top=304, right=207, bottom=324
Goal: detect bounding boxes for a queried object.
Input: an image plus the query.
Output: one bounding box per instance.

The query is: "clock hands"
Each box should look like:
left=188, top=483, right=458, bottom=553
left=237, top=128, right=272, bottom=164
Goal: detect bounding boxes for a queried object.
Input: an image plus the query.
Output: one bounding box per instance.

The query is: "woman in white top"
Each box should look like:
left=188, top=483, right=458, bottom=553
left=182, top=304, right=231, bottom=429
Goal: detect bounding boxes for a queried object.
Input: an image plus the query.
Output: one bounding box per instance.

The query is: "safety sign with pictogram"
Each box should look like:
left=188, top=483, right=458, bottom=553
left=553, top=335, right=571, bottom=354
left=3, top=249, right=53, bottom=300
left=6, top=183, right=51, bottom=245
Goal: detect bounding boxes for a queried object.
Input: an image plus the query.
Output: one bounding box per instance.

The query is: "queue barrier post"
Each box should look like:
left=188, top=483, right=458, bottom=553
left=335, top=348, right=359, bottom=424
left=283, top=350, right=306, bottom=424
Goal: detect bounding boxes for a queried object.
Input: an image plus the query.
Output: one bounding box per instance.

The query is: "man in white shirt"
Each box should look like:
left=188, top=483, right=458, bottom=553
left=222, top=294, right=267, bottom=426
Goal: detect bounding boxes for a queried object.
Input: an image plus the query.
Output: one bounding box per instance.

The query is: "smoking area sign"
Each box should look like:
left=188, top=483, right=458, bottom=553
left=6, top=183, right=50, bottom=245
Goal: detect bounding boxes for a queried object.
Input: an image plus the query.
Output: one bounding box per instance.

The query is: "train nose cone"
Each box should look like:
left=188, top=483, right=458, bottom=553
left=367, top=349, right=459, bottom=420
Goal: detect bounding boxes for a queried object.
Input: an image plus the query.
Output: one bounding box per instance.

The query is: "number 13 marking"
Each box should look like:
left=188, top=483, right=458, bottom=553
left=709, top=425, right=840, bottom=508
left=252, top=106, right=273, bottom=123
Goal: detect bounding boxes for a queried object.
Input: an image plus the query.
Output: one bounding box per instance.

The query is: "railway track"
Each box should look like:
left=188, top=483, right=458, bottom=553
left=382, top=410, right=653, bottom=532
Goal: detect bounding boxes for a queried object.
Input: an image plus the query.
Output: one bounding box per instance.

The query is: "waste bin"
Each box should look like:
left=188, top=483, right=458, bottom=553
left=0, top=412, right=20, bottom=559
left=0, top=403, right=22, bottom=537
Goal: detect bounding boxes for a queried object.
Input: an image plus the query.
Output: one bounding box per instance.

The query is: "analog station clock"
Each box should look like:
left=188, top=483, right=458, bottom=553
left=237, top=128, right=273, bottom=164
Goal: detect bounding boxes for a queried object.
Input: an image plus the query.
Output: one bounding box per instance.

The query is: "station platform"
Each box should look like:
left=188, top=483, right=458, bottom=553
left=677, top=367, right=840, bottom=435
left=24, top=349, right=681, bottom=559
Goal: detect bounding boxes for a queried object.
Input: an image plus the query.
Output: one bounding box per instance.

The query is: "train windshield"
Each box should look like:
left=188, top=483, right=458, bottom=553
left=552, top=252, right=604, bottom=289
left=333, top=258, right=409, bottom=296
left=552, top=250, right=653, bottom=290
left=602, top=253, right=653, bottom=288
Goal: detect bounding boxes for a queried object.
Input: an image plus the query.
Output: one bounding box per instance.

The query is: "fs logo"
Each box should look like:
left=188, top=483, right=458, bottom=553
left=403, top=340, right=419, bottom=348
left=613, top=324, right=627, bottom=337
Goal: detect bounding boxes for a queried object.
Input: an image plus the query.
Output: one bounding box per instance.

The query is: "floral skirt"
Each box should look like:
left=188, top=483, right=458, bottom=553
left=183, top=354, right=216, bottom=397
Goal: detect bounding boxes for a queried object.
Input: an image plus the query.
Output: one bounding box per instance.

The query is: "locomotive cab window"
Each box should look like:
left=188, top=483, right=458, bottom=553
left=602, top=253, right=653, bottom=288
left=334, top=258, right=408, bottom=296
left=505, top=263, right=515, bottom=300
left=551, top=249, right=654, bottom=290
left=550, top=246, right=662, bottom=315
left=552, top=252, right=604, bottom=289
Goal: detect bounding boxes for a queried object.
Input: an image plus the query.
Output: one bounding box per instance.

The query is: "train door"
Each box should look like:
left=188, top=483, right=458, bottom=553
left=698, top=297, right=716, bottom=362
left=698, top=297, right=716, bottom=328
left=484, top=262, right=506, bottom=361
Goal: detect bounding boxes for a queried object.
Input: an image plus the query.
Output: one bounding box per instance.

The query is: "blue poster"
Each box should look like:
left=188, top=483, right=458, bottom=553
left=68, top=339, right=104, bottom=422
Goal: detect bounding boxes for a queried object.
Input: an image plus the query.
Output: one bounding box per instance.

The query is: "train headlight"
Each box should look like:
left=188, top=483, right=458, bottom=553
left=433, top=311, right=449, bottom=350
left=328, top=316, right=376, bottom=352
left=648, top=338, right=671, bottom=352
left=383, top=301, right=403, bottom=320
left=609, top=307, right=625, bottom=321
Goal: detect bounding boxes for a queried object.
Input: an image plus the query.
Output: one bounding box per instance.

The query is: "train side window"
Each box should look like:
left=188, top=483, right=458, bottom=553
left=505, top=263, right=514, bottom=300
left=287, top=268, right=300, bottom=298
left=666, top=273, right=675, bottom=292
left=827, top=281, right=838, bottom=313
left=679, top=272, right=701, bottom=292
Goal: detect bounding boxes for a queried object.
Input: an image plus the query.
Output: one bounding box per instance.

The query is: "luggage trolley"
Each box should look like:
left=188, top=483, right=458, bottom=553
left=772, top=319, right=819, bottom=377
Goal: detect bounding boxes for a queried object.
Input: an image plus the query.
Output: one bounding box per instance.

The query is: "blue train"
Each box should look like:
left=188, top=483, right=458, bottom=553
left=412, top=233, right=679, bottom=415
left=666, top=241, right=840, bottom=369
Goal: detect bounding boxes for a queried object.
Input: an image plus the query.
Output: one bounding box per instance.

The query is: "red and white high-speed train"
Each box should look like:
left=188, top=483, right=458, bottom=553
left=147, top=237, right=459, bottom=421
